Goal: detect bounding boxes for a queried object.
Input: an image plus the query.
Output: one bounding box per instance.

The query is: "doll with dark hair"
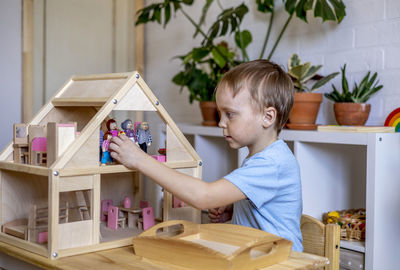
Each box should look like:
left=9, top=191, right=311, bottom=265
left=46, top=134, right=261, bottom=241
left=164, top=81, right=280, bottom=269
left=121, top=119, right=135, bottom=142
left=106, top=119, right=124, bottom=137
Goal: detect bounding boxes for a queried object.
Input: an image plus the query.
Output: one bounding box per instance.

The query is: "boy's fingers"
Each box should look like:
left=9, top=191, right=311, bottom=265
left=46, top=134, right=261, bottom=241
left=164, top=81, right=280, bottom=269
left=118, top=134, right=129, bottom=141
left=109, top=142, right=120, bottom=152
left=111, top=136, right=123, bottom=145
left=110, top=151, right=119, bottom=159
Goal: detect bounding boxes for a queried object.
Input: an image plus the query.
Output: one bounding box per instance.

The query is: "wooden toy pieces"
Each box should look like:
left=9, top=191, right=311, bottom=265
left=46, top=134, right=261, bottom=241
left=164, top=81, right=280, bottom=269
left=102, top=199, right=155, bottom=231
left=12, top=122, right=77, bottom=167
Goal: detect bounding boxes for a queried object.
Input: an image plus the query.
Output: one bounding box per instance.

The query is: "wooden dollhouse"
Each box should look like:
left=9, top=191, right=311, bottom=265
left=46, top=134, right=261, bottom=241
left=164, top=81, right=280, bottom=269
left=0, top=72, right=202, bottom=259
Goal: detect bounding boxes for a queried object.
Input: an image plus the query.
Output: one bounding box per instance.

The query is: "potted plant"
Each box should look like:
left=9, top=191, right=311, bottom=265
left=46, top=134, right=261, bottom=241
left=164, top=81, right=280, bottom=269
left=324, top=64, right=383, bottom=126
left=287, top=53, right=339, bottom=129
left=136, top=0, right=346, bottom=125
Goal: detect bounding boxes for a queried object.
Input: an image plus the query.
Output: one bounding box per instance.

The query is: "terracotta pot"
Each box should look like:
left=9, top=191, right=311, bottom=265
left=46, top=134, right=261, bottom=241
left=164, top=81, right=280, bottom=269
left=334, top=103, right=371, bottom=126
left=288, top=93, right=322, bottom=129
left=199, top=101, right=219, bottom=126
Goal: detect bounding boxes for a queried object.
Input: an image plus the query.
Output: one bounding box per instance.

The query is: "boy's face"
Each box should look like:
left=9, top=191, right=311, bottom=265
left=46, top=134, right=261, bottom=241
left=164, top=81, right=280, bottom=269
left=216, top=86, right=269, bottom=155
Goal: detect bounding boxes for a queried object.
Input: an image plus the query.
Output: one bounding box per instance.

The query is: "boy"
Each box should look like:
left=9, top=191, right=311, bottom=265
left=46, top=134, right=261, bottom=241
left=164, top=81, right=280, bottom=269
left=109, top=60, right=303, bottom=251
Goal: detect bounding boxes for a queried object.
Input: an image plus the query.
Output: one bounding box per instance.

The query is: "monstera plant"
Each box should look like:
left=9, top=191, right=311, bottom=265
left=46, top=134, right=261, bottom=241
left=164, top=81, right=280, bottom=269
left=136, top=0, right=346, bottom=125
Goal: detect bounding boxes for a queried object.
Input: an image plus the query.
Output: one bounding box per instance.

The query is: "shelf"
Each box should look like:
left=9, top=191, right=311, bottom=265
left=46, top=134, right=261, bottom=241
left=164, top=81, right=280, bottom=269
left=174, top=123, right=394, bottom=145
left=0, top=160, right=198, bottom=177
left=340, top=240, right=365, bottom=253
left=52, top=97, right=108, bottom=107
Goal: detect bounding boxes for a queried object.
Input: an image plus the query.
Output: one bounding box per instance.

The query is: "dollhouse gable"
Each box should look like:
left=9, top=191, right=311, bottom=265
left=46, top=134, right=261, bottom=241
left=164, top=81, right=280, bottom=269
left=46, top=71, right=200, bottom=170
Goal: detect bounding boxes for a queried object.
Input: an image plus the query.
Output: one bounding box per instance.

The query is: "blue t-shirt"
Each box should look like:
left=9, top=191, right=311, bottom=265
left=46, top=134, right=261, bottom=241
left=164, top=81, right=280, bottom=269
left=224, top=140, right=303, bottom=251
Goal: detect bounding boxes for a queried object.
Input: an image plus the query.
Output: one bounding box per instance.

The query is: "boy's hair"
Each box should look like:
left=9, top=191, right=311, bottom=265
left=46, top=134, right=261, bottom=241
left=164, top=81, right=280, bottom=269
left=216, top=59, right=294, bottom=133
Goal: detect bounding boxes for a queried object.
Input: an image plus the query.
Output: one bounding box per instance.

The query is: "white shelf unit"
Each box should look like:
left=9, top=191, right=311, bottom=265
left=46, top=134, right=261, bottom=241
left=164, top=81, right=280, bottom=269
left=167, top=123, right=400, bottom=270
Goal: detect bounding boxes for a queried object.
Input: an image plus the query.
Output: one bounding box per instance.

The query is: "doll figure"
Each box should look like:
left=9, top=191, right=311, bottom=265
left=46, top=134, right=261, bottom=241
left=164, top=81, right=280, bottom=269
left=135, top=121, right=152, bottom=153
left=106, top=119, right=124, bottom=137
left=99, top=129, right=104, bottom=162
left=101, top=132, right=113, bottom=165
left=121, top=119, right=135, bottom=142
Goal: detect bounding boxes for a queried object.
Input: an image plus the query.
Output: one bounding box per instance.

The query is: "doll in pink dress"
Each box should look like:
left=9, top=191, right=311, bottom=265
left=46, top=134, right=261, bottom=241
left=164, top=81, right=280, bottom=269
left=101, top=132, right=113, bottom=165
left=106, top=119, right=124, bottom=137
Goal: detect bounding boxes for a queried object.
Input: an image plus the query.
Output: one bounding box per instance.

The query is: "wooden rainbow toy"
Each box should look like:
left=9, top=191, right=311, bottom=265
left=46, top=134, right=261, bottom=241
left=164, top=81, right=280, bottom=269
left=384, top=107, right=400, bottom=132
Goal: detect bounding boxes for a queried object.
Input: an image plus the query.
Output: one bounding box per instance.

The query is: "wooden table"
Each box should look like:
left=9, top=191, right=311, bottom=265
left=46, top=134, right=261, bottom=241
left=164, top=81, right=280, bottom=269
left=0, top=241, right=328, bottom=270
left=119, top=206, right=142, bottom=229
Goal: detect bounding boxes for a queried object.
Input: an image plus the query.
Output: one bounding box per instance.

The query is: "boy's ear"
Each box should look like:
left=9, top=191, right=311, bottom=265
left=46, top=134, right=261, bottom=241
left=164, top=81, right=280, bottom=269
left=262, top=106, right=277, bottom=128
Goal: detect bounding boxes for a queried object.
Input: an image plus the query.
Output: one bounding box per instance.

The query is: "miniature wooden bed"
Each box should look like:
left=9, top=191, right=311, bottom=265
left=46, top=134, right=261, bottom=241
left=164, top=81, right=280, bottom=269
left=0, top=72, right=202, bottom=259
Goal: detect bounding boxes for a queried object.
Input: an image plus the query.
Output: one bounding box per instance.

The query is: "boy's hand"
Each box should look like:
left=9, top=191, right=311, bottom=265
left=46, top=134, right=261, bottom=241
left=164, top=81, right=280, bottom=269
left=109, top=134, right=146, bottom=169
left=208, top=204, right=233, bottom=223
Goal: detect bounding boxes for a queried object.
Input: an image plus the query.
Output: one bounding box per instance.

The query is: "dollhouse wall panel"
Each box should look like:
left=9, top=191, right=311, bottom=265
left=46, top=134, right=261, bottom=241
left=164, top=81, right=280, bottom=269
left=113, top=83, right=156, bottom=111
left=166, top=125, right=194, bottom=162
left=163, top=167, right=201, bottom=223
left=58, top=78, right=128, bottom=99
left=65, top=128, right=99, bottom=168
left=100, top=172, right=136, bottom=207
left=58, top=175, right=93, bottom=193
left=38, top=107, right=97, bottom=132
left=58, top=220, right=93, bottom=250
left=1, top=171, right=47, bottom=224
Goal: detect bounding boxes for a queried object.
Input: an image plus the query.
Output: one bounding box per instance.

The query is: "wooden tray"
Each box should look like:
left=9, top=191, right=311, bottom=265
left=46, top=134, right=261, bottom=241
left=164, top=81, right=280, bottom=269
left=132, top=220, right=292, bottom=270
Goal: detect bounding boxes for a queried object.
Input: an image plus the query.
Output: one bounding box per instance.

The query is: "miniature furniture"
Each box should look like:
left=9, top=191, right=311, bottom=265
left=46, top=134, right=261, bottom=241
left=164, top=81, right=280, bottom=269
left=100, top=199, right=113, bottom=222
left=106, top=206, right=126, bottom=230
left=119, top=207, right=142, bottom=229
left=0, top=72, right=202, bottom=259
left=301, top=214, right=340, bottom=270
left=28, top=202, right=69, bottom=244
left=30, top=137, right=47, bottom=166
left=139, top=207, right=154, bottom=231
left=1, top=219, right=28, bottom=240
left=166, top=123, right=400, bottom=270
left=12, top=124, right=29, bottom=164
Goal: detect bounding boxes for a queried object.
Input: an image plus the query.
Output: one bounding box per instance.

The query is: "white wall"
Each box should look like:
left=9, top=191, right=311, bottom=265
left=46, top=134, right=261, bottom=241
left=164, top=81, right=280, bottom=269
left=0, top=0, right=22, bottom=150
left=144, top=0, right=400, bottom=138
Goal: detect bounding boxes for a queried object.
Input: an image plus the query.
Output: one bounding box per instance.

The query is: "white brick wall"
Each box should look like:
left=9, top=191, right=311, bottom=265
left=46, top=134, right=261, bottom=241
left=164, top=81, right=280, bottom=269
left=146, top=0, right=400, bottom=127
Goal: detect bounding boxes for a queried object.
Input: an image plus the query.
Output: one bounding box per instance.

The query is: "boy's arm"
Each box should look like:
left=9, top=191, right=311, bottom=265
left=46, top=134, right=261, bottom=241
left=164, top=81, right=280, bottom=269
left=109, top=135, right=245, bottom=209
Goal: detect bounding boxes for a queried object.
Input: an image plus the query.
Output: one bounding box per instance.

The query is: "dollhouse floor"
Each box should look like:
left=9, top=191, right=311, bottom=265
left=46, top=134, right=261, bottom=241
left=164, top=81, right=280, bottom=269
left=99, top=222, right=142, bottom=243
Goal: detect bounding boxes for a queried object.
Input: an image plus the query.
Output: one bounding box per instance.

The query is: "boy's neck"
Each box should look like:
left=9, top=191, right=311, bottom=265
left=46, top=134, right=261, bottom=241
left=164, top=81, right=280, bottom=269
left=247, top=129, right=278, bottom=157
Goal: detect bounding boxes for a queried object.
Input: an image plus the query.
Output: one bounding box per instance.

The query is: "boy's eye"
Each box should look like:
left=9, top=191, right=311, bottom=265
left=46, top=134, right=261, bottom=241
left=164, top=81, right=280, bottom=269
left=226, top=112, right=234, bottom=119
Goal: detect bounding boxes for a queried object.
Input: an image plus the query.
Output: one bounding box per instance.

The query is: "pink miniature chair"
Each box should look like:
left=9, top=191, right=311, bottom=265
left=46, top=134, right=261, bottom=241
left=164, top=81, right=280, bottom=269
left=107, top=205, right=126, bottom=230
left=173, top=196, right=185, bottom=208
left=142, top=207, right=155, bottom=231
left=31, top=137, right=47, bottom=165
left=101, top=199, right=113, bottom=222
left=151, top=155, right=166, bottom=162
left=140, top=200, right=150, bottom=209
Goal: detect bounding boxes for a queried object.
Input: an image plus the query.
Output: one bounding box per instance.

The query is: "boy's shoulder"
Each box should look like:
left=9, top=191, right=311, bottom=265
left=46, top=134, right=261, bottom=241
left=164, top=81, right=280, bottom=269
left=248, top=140, right=296, bottom=168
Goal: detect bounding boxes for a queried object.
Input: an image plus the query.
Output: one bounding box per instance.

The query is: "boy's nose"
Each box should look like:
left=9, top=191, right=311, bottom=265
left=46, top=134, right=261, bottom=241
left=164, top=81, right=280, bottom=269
left=218, top=118, right=226, bottom=129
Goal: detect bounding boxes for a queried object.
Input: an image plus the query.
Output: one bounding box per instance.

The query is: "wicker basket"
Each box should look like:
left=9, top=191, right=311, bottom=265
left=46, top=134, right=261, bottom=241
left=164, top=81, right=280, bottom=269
left=323, top=208, right=365, bottom=241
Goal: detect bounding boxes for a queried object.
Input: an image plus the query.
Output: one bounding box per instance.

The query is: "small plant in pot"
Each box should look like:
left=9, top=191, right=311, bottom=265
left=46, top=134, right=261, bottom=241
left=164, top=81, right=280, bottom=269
left=287, top=54, right=339, bottom=130
left=324, top=64, right=383, bottom=126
